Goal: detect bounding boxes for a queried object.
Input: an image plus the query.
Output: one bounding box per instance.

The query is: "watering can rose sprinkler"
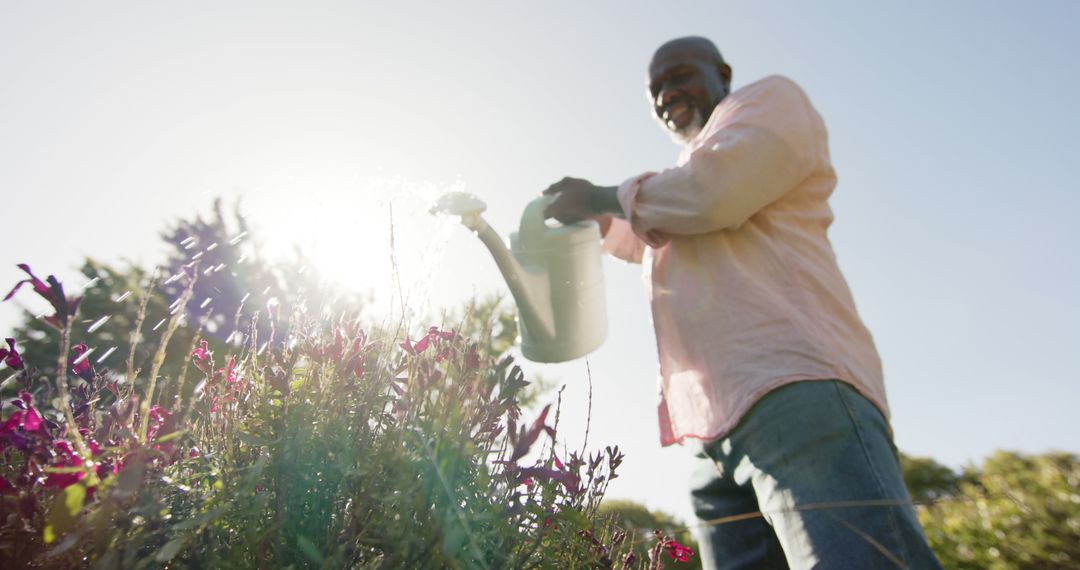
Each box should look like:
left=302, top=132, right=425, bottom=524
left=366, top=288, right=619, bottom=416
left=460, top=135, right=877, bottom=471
left=431, top=192, right=608, bottom=363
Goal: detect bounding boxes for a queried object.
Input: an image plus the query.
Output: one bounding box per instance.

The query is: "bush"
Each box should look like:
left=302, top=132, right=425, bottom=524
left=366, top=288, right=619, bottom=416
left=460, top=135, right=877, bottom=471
left=0, top=263, right=695, bottom=569
left=912, top=451, right=1080, bottom=569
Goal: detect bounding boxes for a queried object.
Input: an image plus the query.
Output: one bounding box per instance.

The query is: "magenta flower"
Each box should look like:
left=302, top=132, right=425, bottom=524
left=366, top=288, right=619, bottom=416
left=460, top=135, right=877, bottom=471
left=223, top=356, right=238, bottom=384
left=665, top=539, right=694, bottom=563
left=507, top=404, right=555, bottom=463
left=147, top=406, right=173, bottom=442
left=0, top=338, right=24, bottom=370
left=401, top=326, right=456, bottom=356
left=3, top=264, right=82, bottom=330
left=4, top=264, right=50, bottom=298
left=191, top=339, right=212, bottom=373
left=517, top=466, right=580, bottom=494
left=43, top=440, right=85, bottom=488
left=71, top=342, right=94, bottom=380
left=1, top=392, right=49, bottom=446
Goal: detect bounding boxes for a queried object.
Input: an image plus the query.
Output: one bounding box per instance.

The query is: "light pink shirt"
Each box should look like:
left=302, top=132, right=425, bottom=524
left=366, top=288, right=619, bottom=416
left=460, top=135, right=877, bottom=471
left=603, top=75, right=888, bottom=447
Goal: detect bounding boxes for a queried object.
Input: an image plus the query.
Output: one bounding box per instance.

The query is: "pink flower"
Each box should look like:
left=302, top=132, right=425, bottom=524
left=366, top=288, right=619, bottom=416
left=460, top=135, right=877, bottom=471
left=665, top=539, right=694, bottom=563
left=71, top=342, right=94, bottom=380
left=191, top=339, right=212, bottom=372
left=400, top=326, right=455, bottom=356
left=0, top=338, right=24, bottom=370
left=223, top=356, right=238, bottom=384
left=147, top=406, right=178, bottom=457
left=428, top=326, right=454, bottom=341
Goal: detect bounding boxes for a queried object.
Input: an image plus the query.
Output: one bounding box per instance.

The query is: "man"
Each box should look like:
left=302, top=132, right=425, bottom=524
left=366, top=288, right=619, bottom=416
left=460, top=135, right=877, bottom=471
left=542, top=37, right=941, bottom=569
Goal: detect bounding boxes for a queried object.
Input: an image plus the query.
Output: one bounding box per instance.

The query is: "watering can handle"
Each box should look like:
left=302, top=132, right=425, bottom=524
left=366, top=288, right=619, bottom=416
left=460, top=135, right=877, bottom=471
left=519, top=195, right=558, bottom=244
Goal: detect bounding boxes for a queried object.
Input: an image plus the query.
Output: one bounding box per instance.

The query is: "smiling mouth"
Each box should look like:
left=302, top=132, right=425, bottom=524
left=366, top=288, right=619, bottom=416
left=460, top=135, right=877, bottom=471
left=662, top=102, right=693, bottom=129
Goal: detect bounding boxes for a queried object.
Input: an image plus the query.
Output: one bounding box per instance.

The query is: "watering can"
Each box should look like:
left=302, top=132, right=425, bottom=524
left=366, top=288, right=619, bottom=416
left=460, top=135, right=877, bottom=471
left=432, top=192, right=607, bottom=363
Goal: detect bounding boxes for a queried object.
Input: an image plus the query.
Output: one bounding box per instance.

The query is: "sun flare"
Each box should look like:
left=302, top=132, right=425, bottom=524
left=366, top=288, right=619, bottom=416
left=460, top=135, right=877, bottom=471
left=237, top=176, right=463, bottom=321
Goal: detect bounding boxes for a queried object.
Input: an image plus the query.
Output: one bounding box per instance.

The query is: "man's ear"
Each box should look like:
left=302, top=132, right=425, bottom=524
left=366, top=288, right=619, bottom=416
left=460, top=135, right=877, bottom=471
left=718, top=62, right=733, bottom=90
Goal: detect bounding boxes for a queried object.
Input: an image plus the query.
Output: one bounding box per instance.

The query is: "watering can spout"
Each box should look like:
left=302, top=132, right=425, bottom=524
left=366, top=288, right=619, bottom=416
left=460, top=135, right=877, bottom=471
left=431, top=193, right=556, bottom=344
left=466, top=216, right=557, bottom=343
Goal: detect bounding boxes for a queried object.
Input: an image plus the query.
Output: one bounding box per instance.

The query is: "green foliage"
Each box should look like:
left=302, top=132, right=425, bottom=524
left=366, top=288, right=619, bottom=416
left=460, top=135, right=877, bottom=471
left=599, top=500, right=702, bottom=570
left=900, top=453, right=963, bottom=504
left=9, top=259, right=197, bottom=386
left=907, top=451, right=1080, bottom=569
left=1, top=196, right=688, bottom=568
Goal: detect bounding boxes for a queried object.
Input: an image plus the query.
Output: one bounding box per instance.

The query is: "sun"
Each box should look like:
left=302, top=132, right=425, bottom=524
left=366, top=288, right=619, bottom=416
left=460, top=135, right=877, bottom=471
left=237, top=176, right=463, bottom=321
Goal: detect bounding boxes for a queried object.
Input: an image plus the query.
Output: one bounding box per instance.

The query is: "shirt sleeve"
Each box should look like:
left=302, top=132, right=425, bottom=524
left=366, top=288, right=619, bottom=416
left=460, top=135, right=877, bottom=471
left=599, top=172, right=655, bottom=264
left=601, top=216, right=647, bottom=264
left=617, top=77, right=820, bottom=248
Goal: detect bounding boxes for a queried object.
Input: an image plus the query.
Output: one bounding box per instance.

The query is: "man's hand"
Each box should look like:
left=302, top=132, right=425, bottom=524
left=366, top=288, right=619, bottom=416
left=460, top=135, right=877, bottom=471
left=542, top=177, right=623, bottom=224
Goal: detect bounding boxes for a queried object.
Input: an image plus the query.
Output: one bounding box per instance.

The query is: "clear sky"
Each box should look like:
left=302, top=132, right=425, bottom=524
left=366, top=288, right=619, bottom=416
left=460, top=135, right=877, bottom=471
left=2, top=1, right=1078, bottom=523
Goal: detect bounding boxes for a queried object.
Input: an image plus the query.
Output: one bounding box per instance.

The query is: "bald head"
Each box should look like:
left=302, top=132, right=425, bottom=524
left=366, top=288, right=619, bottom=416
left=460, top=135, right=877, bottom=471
left=650, top=36, right=726, bottom=74
left=647, top=37, right=733, bottom=144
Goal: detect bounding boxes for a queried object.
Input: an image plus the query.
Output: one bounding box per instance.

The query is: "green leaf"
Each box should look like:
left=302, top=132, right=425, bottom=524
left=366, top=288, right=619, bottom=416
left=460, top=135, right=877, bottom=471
left=44, top=483, right=86, bottom=544
left=155, top=537, right=185, bottom=562
left=237, top=432, right=269, bottom=447
left=154, top=429, right=188, bottom=444
left=296, top=535, right=324, bottom=563
left=114, top=456, right=146, bottom=500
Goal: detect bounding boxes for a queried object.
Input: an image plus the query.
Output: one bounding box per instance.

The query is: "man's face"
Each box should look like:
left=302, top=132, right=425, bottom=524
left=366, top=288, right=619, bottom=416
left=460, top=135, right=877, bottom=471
left=648, top=43, right=731, bottom=144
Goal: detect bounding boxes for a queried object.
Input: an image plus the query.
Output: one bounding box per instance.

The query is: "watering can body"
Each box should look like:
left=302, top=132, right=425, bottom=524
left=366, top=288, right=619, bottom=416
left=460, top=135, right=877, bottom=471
left=432, top=192, right=608, bottom=363
left=509, top=198, right=608, bottom=363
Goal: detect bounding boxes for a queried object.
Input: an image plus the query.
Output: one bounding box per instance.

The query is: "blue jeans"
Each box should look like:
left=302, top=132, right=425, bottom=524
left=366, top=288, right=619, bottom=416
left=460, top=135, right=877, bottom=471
left=689, top=380, right=941, bottom=569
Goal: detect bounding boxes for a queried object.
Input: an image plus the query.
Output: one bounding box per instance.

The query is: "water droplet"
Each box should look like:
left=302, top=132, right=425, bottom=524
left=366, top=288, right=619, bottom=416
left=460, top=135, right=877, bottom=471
left=87, top=316, right=110, bottom=333
left=96, top=346, right=117, bottom=364
left=206, top=242, right=219, bottom=252
left=228, top=231, right=248, bottom=245
left=152, top=318, right=167, bottom=331
left=114, top=291, right=132, bottom=302
left=200, top=297, right=212, bottom=309
left=192, top=252, right=204, bottom=260
left=72, top=347, right=95, bottom=366
left=81, top=277, right=101, bottom=290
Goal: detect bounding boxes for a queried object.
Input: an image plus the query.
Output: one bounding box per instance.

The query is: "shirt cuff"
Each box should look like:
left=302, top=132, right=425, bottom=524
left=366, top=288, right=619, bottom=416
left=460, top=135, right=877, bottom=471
left=616, top=171, right=668, bottom=248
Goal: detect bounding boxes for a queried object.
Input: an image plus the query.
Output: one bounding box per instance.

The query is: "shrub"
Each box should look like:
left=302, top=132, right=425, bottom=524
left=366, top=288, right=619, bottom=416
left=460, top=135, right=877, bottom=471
left=913, top=451, right=1080, bottom=569
left=0, top=264, right=694, bottom=569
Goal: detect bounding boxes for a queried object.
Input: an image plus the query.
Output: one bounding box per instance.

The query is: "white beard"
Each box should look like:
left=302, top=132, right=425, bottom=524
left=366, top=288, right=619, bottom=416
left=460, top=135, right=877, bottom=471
left=667, top=107, right=706, bottom=146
